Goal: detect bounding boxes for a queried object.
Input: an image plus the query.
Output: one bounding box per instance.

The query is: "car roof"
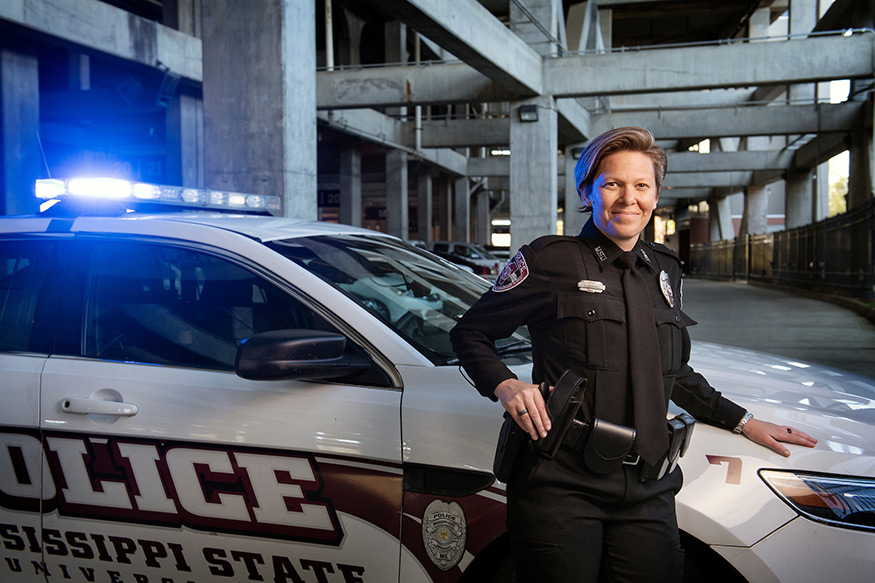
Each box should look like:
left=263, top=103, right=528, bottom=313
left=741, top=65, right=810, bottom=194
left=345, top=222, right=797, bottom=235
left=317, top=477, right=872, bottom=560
left=0, top=211, right=396, bottom=243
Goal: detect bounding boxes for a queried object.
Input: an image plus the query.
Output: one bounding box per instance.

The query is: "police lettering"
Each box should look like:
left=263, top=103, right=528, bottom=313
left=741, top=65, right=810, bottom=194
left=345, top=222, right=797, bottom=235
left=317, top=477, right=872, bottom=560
left=0, top=431, right=342, bottom=544
left=203, top=548, right=365, bottom=583
left=1, top=524, right=367, bottom=583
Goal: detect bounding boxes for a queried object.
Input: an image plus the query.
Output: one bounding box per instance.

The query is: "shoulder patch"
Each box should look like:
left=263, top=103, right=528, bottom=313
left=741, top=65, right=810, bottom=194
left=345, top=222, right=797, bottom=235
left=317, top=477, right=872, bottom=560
left=493, top=251, right=529, bottom=292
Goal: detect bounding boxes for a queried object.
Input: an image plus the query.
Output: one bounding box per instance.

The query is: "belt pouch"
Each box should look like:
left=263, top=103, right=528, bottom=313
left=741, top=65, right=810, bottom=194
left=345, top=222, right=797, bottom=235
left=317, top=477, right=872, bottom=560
left=583, top=418, right=636, bottom=474
left=530, top=370, right=587, bottom=459
left=639, top=413, right=696, bottom=481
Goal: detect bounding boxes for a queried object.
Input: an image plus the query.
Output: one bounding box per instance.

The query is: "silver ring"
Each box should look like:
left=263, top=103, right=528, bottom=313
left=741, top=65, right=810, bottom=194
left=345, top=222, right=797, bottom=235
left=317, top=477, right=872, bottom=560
left=518, top=409, right=529, bottom=416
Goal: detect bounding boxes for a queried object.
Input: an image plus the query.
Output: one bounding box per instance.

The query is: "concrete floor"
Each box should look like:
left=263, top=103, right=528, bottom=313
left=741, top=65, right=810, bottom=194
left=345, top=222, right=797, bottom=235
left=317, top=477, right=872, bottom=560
left=681, top=278, right=875, bottom=380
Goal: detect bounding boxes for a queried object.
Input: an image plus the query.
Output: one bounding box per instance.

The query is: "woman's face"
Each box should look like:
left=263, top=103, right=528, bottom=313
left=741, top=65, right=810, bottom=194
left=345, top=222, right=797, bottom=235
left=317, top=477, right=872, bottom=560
left=583, top=150, right=660, bottom=251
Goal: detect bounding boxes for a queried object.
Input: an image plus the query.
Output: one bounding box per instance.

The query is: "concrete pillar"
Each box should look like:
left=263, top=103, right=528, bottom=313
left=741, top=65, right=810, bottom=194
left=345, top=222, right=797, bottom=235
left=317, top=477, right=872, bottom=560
left=508, top=0, right=560, bottom=249
left=340, top=6, right=365, bottom=65
left=708, top=193, right=735, bottom=240
left=511, top=0, right=562, bottom=56
left=509, top=97, right=559, bottom=251
left=785, top=167, right=813, bottom=229
left=789, top=0, right=816, bottom=104
left=474, top=181, right=491, bottom=246
left=740, top=185, right=769, bottom=236
left=202, top=0, right=317, bottom=218
left=339, top=142, right=362, bottom=227
left=437, top=175, right=452, bottom=240
left=564, top=144, right=587, bottom=237
left=164, top=0, right=203, bottom=188
left=383, top=20, right=408, bottom=238
left=164, top=0, right=202, bottom=38
left=454, top=177, right=471, bottom=242
left=845, top=94, right=874, bottom=208
left=779, top=0, right=818, bottom=224
left=417, top=171, right=433, bottom=243
left=385, top=150, right=409, bottom=239
left=165, top=95, right=203, bottom=188
left=0, top=46, right=41, bottom=215
left=68, top=52, right=90, bottom=90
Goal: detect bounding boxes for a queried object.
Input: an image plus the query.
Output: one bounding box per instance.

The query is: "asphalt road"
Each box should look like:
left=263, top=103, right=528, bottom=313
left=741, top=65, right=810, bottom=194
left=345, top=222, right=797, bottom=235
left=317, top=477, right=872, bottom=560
left=681, top=278, right=875, bottom=381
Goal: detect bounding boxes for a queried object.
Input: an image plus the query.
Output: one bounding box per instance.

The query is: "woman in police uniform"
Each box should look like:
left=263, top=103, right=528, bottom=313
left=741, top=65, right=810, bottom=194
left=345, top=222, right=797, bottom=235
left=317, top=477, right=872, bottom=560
left=449, top=127, right=816, bottom=583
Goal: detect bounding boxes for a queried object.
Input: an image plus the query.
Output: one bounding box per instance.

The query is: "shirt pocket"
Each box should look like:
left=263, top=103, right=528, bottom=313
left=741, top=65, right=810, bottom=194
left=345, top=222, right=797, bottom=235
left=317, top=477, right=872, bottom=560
left=654, top=308, right=697, bottom=376
left=557, top=292, right=627, bottom=371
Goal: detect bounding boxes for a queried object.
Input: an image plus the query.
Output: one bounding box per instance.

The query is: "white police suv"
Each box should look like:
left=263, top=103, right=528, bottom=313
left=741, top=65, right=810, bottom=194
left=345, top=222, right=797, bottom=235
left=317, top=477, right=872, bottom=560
left=0, top=178, right=872, bottom=583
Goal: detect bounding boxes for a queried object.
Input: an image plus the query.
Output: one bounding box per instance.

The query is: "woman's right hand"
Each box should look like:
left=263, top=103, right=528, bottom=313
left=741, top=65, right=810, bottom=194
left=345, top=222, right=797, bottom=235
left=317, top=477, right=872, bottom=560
left=494, top=378, right=551, bottom=440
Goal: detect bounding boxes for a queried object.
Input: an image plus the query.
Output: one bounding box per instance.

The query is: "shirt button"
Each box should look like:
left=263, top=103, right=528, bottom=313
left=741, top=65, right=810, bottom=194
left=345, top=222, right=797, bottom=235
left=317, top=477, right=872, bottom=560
left=675, top=315, right=681, bottom=322
left=588, top=309, right=596, bottom=317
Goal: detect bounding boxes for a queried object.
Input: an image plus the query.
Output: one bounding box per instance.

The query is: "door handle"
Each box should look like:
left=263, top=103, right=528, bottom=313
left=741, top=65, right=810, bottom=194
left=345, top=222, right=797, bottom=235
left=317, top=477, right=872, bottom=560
left=60, top=397, right=139, bottom=417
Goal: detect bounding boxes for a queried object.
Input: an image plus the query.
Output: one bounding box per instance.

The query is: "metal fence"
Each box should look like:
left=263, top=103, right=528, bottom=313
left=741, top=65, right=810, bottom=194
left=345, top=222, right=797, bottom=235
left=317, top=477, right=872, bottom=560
left=689, top=198, right=875, bottom=301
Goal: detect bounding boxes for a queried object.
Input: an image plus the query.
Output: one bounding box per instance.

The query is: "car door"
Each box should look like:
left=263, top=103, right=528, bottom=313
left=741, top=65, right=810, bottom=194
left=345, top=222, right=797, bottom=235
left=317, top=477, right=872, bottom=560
left=39, top=235, right=404, bottom=583
left=0, top=235, right=67, bottom=582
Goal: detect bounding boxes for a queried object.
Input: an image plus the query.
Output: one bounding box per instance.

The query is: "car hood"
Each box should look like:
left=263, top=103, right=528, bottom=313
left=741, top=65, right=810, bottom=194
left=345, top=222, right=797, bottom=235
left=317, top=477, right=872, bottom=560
left=688, top=341, right=875, bottom=460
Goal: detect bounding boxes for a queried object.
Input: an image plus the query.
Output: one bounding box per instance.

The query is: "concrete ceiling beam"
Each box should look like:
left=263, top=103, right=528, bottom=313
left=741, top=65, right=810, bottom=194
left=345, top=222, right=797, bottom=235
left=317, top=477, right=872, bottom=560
left=593, top=101, right=863, bottom=139
left=364, top=0, right=543, bottom=95
left=548, top=34, right=873, bottom=97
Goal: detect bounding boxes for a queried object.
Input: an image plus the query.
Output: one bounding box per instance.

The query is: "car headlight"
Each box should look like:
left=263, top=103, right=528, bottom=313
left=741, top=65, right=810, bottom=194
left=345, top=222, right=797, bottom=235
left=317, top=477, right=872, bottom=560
left=760, top=470, right=875, bottom=531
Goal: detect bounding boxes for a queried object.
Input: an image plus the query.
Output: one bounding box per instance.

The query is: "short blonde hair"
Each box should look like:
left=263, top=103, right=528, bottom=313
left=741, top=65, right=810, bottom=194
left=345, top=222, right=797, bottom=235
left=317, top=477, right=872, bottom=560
left=574, top=127, right=667, bottom=208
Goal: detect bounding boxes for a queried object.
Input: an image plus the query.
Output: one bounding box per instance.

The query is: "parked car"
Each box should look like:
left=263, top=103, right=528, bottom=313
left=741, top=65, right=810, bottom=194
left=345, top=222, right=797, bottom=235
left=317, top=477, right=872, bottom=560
left=0, top=177, right=872, bottom=583
left=484, top=244, right=511, bottom=261
left=430, top=240, right=502, bottom=280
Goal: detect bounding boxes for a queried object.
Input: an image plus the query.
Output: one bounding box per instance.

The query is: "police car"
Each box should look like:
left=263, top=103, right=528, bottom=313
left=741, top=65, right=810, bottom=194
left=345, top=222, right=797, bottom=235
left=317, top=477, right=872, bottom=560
left=0, top=178, right=872, bottom=583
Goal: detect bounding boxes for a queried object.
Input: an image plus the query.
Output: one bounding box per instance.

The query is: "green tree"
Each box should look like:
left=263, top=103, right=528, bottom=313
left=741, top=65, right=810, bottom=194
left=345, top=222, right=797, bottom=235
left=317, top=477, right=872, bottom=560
left=828, top=175, right=847, bottom=217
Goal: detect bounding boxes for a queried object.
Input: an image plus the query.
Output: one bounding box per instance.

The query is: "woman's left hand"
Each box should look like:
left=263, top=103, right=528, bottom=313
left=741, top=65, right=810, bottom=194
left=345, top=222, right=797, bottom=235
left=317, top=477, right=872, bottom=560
left=741, top=418, right=818, bottom=457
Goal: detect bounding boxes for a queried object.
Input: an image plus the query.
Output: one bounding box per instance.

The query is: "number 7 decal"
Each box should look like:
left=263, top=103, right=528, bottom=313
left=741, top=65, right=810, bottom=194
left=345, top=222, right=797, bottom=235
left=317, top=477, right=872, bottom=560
left=706, top=455, right=742, bottom=485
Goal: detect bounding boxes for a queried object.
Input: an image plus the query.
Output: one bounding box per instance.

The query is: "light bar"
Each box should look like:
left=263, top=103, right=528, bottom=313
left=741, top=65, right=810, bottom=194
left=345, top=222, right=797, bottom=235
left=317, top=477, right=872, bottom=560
left=35, top=178, right=282, bottom=215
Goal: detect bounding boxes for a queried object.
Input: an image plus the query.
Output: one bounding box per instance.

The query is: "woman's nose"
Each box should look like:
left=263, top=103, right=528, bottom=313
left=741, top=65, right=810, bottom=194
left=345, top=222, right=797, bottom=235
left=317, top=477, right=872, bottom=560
left=617, top=187, right=636, bottom=204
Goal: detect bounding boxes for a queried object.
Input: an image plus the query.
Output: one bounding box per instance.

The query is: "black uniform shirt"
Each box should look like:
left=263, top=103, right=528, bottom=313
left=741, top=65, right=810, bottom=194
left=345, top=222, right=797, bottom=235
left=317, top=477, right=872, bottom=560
left=450, top=218, right=746, bottom=431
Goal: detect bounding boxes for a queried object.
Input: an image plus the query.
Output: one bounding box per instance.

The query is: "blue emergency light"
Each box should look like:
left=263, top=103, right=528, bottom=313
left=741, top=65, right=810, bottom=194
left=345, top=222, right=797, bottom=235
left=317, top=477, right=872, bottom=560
left=35, top=178, right=283, bottom=215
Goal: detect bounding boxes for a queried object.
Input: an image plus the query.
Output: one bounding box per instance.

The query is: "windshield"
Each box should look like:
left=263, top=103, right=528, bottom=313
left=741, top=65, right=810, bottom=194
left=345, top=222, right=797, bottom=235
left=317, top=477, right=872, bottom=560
left=457, top=243, right=497, bottom=260
left=268, top=235, right=530, bottom=364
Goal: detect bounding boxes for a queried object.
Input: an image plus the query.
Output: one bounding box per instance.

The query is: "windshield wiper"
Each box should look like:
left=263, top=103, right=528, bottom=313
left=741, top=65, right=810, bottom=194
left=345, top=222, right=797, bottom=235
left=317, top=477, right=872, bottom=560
left=496, top=339, right=532, bottom=355
left=444, top=339, right=531, bottom=366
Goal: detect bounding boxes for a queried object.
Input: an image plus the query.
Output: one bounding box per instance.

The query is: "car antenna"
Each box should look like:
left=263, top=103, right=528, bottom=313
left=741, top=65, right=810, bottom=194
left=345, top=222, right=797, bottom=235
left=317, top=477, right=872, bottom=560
left=37, top=131, right=52, bottom=178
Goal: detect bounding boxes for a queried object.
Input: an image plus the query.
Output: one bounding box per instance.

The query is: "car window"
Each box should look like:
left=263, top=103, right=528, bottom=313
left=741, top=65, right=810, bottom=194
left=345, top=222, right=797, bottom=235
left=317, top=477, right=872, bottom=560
left=83, top=241, right=337, bottom=370
left=432, top=243, right=449, bottom=253
left=0, top=239, right=56, bottom=352
left=269, top=235, right=530, bottom=364
left=454, top=245, right=477, bottom=258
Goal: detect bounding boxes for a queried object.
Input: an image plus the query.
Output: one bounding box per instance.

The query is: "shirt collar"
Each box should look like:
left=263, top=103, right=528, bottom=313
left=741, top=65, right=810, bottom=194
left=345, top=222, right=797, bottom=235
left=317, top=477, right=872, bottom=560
left=578, top=217, right=656, bottom=273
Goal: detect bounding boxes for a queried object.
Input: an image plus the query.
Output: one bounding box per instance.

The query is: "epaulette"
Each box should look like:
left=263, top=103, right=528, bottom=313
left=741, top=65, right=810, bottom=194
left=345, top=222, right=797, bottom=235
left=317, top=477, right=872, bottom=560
left=646, top=241, right=682, bottom=267
left=646, top=240, right=679, bottom=258
left=528, top=234, right=578, bottom=252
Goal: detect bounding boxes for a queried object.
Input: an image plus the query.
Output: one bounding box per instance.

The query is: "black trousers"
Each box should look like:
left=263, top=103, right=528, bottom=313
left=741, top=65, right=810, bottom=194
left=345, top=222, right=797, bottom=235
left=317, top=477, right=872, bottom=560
left=506, top=448, right=685, bottom=583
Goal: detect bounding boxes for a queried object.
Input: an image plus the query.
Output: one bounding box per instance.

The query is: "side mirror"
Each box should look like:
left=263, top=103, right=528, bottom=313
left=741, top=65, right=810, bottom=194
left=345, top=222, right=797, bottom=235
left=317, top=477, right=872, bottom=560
left=235, top=329, right=369, bottom=381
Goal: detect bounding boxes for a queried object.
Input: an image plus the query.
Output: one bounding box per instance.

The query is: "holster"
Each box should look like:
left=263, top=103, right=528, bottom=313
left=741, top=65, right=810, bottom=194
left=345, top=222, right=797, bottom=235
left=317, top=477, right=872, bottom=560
left=639, top=413, right=696, bottom=482
left=530, top=369, right=588, bottom=459
left=492, top=370, right=587, bottom=482
left=492, top=410, right=529, bottom=483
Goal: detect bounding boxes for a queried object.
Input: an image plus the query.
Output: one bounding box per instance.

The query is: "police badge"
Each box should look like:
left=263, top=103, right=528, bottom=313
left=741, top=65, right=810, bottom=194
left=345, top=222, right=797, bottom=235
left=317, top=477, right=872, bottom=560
left=422, top=499, right=467, bottom=571
left=659, top=270, right=675, bottom=307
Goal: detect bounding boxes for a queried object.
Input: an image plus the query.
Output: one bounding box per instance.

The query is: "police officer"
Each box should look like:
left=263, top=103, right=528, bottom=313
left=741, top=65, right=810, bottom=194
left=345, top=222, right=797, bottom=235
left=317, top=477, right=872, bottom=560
left=449, top=127, right=817, bottom=583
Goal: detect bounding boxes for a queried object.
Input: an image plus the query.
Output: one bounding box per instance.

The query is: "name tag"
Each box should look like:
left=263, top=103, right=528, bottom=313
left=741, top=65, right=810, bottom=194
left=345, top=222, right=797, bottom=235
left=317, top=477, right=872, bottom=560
left=578, top=279, right=606, bottom=294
